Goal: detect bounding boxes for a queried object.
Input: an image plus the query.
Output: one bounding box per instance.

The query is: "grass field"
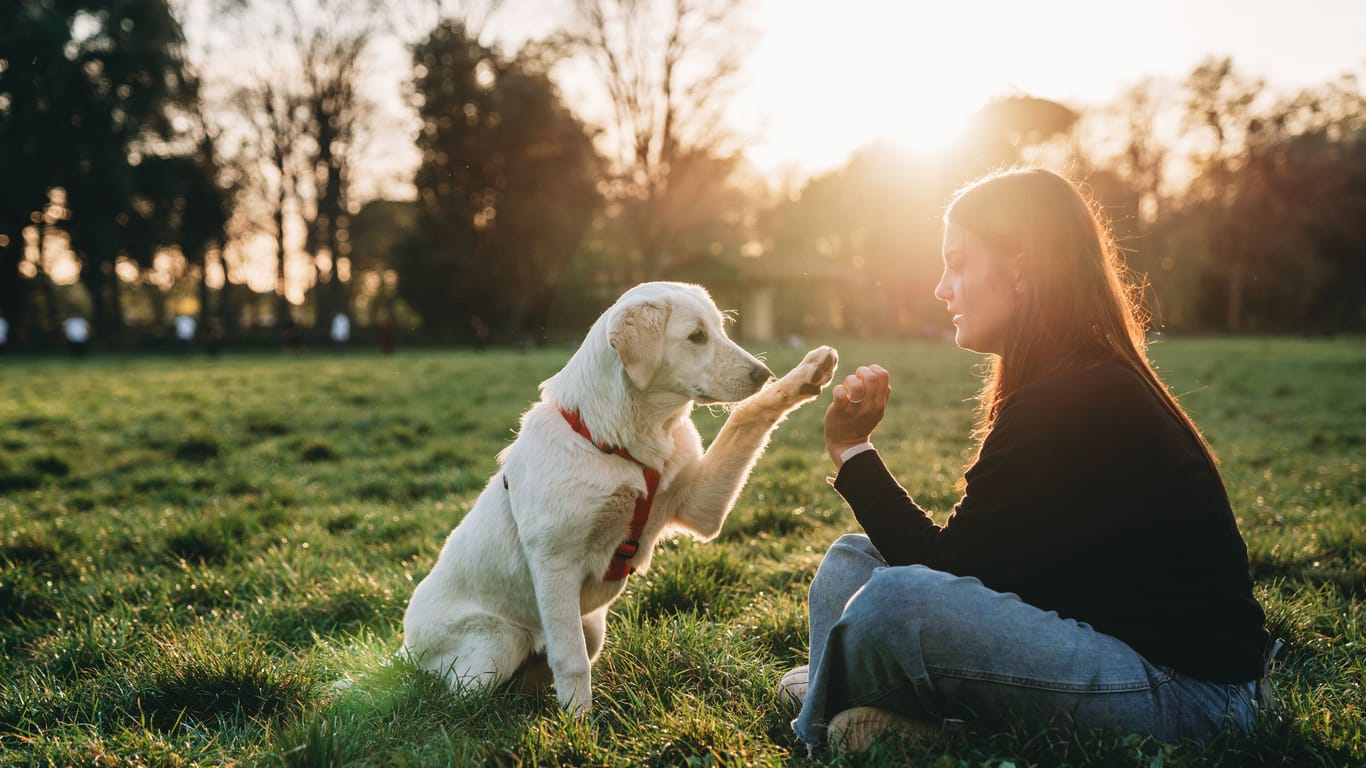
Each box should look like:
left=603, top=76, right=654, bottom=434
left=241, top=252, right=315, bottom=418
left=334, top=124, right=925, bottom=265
left=1, top=337, right=1362, bottom=767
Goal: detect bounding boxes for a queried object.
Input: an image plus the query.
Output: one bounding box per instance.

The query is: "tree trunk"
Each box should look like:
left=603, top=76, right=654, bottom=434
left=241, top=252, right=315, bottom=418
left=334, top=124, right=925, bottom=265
left=1226, top=259, right=1243, bottom=333
left=38, top=272, right=60, bottom=336
left=149, top=269, right=168, bottom=329
left=193, top=244, right=211, bottom=329
left=81, top=257, right=107, bottom=341
left=274, top=166, right=290, bottom=323
left=0, top=217, right=30, bottom=340
left=108, top=260, right=125, bottom=343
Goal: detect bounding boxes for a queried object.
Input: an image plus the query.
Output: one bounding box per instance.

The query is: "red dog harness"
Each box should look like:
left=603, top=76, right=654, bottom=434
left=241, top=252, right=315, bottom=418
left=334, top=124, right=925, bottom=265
left=558, top=407, right=661, bottom=581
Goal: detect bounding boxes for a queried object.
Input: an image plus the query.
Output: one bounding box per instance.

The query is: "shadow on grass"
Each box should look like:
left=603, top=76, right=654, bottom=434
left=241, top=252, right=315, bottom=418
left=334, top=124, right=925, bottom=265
left=265, top=650, right=552, bottom=768
left=129, top=631, right=313, bottom=732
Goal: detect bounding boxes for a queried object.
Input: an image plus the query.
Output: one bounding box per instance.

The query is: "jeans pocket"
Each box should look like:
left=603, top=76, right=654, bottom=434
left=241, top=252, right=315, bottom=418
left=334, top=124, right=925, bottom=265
left=1227, top=681, right=1258, bottom=730
left=1162, top=670, right=1250, bottom=740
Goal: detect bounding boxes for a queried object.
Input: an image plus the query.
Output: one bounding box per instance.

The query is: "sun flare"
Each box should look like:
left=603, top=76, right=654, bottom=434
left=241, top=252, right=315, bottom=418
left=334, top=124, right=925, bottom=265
left=735, top=1, right=1029, bottom=176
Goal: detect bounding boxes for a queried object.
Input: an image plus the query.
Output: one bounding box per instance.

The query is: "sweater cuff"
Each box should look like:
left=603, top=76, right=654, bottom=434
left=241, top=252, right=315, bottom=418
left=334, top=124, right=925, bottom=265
left=832, top=448, right=893, bottom=499
left=839, top=442, right=875, bottom=464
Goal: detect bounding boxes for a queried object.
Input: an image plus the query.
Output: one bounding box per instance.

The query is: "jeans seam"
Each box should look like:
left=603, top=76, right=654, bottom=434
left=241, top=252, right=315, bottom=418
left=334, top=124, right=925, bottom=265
left=844, top=679, right=935, bottom=721
left=1229, top=680, right=1257, bottom=716
left=928, top=664, right=1158, bottom=694
left=846, top=686, right=899, bottom=709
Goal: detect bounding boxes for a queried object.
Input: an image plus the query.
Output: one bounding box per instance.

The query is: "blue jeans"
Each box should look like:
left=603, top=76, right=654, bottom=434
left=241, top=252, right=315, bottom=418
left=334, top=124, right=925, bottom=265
left=793, top=534, right=1258, bottom=746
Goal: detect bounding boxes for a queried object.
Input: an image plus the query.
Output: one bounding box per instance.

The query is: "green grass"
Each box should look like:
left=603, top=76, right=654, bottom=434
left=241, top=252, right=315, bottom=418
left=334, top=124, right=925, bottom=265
left=0, top=338, right=1362, bottom=767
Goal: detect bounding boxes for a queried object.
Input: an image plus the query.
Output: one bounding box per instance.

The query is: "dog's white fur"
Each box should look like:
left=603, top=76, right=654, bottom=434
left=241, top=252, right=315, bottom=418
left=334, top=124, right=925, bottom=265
left=401, top=281, right=837, bottom=713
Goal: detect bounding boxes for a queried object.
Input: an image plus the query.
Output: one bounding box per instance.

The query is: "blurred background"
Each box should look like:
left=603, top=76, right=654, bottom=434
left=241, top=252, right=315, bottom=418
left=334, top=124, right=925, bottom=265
left=1, top=0, right=1363, bottom=353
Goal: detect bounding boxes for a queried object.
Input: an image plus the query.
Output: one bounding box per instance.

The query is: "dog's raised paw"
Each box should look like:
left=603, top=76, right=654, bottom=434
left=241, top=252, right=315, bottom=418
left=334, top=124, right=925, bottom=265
left=796, top=346, right=838, bottom=390
left=774, top=346, right=838, bottom=404
left=806, top=346, right=838, bottom=386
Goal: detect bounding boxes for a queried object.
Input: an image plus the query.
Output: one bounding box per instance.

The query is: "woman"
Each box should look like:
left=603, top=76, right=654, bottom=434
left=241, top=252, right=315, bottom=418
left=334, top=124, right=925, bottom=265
left=787, top=168, right=1269, bottom=751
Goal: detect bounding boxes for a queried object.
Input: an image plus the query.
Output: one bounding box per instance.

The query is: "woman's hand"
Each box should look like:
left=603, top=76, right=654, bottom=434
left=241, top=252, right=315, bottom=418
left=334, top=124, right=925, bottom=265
left=824, top=364, right=891, bottom=468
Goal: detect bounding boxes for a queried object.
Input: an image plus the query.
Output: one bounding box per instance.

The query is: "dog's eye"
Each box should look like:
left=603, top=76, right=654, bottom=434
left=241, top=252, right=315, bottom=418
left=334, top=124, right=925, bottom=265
left=688, top=329, right=707, bottom=344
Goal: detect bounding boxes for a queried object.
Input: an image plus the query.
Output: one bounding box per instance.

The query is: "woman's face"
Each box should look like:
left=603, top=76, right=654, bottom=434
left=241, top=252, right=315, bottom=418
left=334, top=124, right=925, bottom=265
left=935, top=222, right=1017, bottom=355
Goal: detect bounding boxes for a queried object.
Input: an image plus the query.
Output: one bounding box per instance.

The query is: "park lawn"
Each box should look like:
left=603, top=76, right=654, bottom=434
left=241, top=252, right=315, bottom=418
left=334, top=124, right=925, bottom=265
left=0, top=337, right=1361, bottom=767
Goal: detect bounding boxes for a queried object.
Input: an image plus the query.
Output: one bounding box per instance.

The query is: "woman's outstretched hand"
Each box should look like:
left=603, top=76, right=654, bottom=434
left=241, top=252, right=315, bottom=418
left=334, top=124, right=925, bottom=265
left=824, top=364, right=891, bottom=468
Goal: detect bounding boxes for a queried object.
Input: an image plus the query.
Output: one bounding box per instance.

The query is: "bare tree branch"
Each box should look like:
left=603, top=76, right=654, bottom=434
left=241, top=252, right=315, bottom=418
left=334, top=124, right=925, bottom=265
left=564, top=0, right=752, bottom=278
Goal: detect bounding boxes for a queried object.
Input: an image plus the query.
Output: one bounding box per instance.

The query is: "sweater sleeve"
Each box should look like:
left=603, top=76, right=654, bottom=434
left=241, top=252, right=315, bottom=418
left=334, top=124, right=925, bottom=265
left=831, top=449, right=940, bottom=565
left=830, top=369, right=1109, bottom=579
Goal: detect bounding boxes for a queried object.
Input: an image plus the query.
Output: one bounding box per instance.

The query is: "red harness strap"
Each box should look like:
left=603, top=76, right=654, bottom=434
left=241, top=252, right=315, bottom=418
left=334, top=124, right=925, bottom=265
left=559, top=407, right=661, bottom=581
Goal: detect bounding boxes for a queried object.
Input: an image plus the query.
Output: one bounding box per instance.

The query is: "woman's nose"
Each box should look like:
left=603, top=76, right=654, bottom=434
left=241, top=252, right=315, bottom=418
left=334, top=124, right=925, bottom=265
left=934, top=273, right=951, bottom=302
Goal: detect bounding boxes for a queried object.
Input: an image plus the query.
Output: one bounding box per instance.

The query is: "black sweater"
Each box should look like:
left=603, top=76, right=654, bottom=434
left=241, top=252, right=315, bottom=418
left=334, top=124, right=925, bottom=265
left=833, top=361, right=1268, bottom=684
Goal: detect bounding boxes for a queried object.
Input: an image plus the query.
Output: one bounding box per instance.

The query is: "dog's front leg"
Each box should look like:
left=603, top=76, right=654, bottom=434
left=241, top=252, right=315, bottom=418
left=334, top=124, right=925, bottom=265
left=742, top=345, right=841, bottom=423
left=527, top=560, right=594, bottom=714
left=520, top=484, right=637, bottom=714
left=672, top=346, right=838, bottom=538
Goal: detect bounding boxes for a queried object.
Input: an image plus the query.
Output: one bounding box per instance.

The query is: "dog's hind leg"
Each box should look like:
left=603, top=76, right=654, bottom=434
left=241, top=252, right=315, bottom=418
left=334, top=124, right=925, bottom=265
left=510, top=652, right=553, bottom=693
left=583, top=607, right=608, bottom=661
left=423, top=613, right=536, bottom=698
left=509, top=613, right=608, bottom=698
left=516, top=609, right=606, bottom=694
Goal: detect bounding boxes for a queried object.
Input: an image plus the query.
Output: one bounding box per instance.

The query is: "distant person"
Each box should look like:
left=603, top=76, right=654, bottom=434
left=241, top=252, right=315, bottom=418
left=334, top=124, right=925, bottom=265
left=471, top=315, right=489, bottom=352
left=786, top=168, right=1271, bottom=752
left=378, top=312, right=397, bottom=356
left=330, top=311, right=351, bottom=354
left=281, top=313, right=302, bottom=354
left=0, top=314, right=8, bottom=356
left=174, top=313, right=196, bottom=355
left=63, top=316, right=90, bottom=358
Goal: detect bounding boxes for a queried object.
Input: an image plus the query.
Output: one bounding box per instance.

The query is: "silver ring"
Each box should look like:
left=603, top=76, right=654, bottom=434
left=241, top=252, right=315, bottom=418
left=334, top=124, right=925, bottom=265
left=848, top=398, right=864, bottom=405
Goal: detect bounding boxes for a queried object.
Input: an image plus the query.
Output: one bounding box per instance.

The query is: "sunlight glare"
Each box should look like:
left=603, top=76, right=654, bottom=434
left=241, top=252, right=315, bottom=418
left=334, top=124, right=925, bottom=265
left=738, top=1, right=1018, bottom=176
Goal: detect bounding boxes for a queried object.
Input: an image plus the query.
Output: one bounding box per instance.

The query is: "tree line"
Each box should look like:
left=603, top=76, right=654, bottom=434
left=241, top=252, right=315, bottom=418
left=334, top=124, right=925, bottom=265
left=1, top=0, right=1362, bottom=350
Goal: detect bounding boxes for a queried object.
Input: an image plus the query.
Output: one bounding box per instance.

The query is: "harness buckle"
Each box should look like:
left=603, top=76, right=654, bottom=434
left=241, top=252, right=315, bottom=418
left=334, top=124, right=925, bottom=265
left=615, top=539, right=640, bottom=559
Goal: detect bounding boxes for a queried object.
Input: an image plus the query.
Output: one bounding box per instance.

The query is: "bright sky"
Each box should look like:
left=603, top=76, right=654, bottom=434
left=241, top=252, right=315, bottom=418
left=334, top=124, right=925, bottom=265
left=160, top=0, right=1366, bottom=300
left=728, top=0, right=1366, bottom=176
left=381, top=0, right=1366, bottom=191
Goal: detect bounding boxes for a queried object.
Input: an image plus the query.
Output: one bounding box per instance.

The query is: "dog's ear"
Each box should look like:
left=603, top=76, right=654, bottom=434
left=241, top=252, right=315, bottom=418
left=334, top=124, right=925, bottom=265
left=609, top=300, right=670, bottom=389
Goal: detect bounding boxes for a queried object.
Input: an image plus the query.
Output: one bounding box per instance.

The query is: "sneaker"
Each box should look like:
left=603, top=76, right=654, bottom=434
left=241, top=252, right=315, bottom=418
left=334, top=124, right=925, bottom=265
left=778, top=665, right=809, bottom=710
left=827, top=706, right=937, bottom=752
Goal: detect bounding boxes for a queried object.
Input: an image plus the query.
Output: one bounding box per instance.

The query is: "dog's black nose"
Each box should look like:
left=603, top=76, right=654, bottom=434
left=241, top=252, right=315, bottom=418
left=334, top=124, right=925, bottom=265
left=751, top=363, right=775, bottom=385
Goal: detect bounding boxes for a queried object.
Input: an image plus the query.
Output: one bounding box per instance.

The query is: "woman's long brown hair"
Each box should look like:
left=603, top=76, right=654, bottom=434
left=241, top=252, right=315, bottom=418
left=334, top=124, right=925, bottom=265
left=944, top=167, right=1218, bottom=468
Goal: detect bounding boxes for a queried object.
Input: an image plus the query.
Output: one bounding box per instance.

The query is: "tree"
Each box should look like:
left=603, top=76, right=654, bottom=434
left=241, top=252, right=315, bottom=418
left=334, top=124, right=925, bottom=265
left=0, top=1, right=82, bottom=339
left=210, top=0, right=379, bottom=326
left=1219, top=77, right=1366, bottom=333
left=237, top=78, right=307, bottom=321
left=400, top=20, right=600, bottom=337
left=292, top=0, right=375, bottom=324
left=1180, top=56, right=1265, bottom=331
left=379, top=0, right=504, bottom=42
left=1076, top=78, right=1179, bottom=327
left=954, top=93, right=1080, bottom=174
left=347, top=198, right=415, bottom=319
left=53, top=0, right=200, bottom=339
left=762, top=143, right=948, bottom=338
left=121, top=143, right=230, bottom=326
left=562, top=0, right=751, bottom=280
left=1117, top=79, right=1174, bottom=231
left=1283, top=76, right=1366, bottom=333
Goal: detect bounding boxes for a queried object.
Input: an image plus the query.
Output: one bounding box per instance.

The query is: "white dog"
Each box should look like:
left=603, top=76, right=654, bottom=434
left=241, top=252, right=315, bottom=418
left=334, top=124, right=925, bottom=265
left=401, top=281, right=837, bottom=713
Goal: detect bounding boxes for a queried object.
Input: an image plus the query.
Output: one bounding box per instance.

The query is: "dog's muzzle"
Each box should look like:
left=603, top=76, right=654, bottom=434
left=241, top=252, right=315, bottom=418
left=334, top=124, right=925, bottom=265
left=751, top=363, right=775, bottom=386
